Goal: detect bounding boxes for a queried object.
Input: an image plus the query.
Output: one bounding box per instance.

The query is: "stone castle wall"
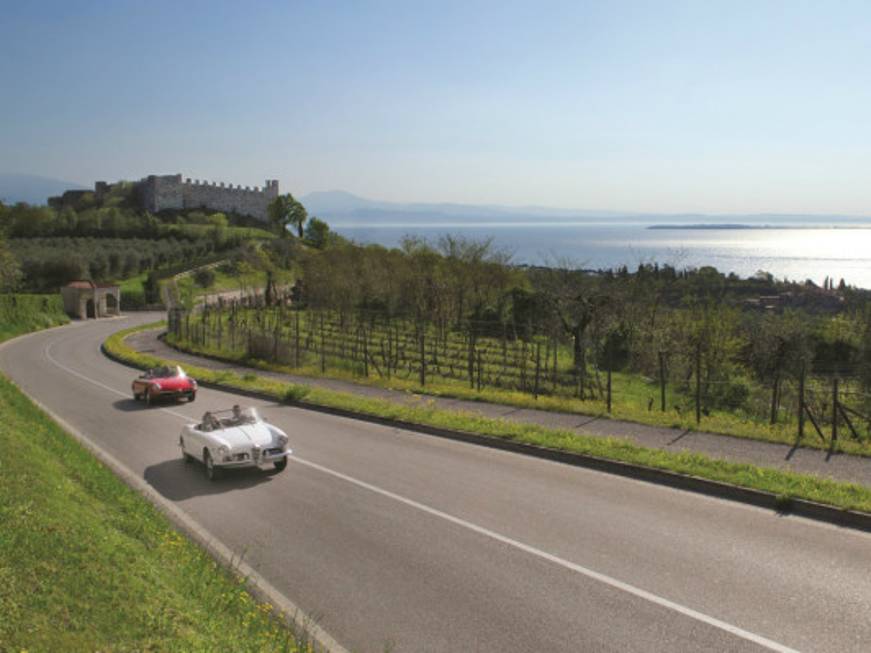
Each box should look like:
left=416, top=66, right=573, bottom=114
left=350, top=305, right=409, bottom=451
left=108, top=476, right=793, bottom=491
left=137, top=173, right=279, bottom=221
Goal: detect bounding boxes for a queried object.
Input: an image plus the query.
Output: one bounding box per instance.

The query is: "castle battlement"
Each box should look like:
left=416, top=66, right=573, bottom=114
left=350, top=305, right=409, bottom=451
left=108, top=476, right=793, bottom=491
left=136, top=173, right=279, bottom=221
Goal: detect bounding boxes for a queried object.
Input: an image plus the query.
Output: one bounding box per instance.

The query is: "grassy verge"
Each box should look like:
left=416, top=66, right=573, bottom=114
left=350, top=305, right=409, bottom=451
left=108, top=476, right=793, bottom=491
left=0, top=294, right=69, bottom=341
left=108, top=323, right=871, bottom=514
left=166, top=331, right=871, bottom=458
left=0, top=327, right=313, bottom=651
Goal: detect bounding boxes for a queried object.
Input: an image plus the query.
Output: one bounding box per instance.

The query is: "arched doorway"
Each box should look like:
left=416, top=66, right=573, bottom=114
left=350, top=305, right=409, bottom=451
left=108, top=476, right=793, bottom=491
left=106, top=293, right=118, bottom=315
left=86, top=299, right=96, bottom=318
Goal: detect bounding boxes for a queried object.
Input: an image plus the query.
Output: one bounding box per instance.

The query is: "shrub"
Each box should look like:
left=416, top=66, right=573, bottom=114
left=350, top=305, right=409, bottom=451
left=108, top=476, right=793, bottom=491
left=192, top=267, right=216, bottom=288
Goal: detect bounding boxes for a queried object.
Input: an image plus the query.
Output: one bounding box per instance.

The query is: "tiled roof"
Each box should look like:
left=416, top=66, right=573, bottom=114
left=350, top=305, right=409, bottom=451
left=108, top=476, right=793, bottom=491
left=65, top=280, right=119, bottom=289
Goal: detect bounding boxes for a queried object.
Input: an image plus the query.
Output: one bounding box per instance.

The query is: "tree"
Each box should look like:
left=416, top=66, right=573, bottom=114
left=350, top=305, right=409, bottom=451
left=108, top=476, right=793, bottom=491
left=143, top=271, right=161, bottom=304
left=0, top=238, right=22, bottom=291
left=532, top=263, right=607, bottom=380
left=267, top=194, right=308, bottom=238
left=747, top=311, right=812, bottom=422
left=193, top=267, right=216, bottom=288
left=304, top=217, right=331, bottom=249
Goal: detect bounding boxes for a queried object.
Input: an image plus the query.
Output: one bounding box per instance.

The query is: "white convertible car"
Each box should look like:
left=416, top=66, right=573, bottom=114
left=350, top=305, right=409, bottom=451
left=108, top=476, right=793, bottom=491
left=179, top=407, right=291, bottom=481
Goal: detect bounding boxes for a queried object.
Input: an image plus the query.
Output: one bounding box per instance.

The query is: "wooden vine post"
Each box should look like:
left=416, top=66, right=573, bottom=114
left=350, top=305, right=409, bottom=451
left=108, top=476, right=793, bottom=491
left=695, top=342, right=702, bottom=425
left=659, top=351, right=666, bottom=412
left=419, top=331, right=426, bottom=387
left=797, top=365, right=805, bottom=441
left=831, top=376, right=839, bottom=446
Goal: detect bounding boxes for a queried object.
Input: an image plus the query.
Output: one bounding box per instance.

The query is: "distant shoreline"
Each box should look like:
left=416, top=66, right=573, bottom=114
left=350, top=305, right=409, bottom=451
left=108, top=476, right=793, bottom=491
left=648, top=224, right=871, bottom=230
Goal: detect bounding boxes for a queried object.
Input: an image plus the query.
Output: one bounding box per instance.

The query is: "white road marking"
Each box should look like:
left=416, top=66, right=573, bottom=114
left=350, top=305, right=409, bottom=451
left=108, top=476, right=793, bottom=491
left=289, top=457, right=799, bottom=653
left=40, top=333, right=800, bottom=653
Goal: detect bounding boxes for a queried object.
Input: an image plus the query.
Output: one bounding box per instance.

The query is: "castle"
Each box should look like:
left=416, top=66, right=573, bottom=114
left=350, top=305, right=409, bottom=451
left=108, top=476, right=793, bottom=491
left=52, top=173, right=280, bottom=221
left=134, top=174, right=279, bottom=221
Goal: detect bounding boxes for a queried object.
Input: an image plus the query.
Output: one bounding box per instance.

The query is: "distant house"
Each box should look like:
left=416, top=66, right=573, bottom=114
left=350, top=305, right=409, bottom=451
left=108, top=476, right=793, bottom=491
left=61, top=281, right=121, bottom=319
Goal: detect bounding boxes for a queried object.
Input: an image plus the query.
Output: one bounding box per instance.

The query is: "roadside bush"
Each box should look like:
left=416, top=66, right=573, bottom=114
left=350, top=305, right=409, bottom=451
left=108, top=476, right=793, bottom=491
left=193, top=267, right=216, bottom=288
left=711, top=379, right=751, bottom=411
left=120, top=290, right=147, bottom=310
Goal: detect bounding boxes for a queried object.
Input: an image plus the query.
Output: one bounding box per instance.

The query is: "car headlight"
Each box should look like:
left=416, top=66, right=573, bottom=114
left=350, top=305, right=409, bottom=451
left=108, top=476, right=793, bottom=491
left=151, top=382, right=161, bottom=391
left=217, top=445, right=229, bottom=460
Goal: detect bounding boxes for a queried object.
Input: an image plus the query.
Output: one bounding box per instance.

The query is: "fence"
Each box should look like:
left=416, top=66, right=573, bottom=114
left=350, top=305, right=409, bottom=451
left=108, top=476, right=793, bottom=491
left=167, top=302, right=871, bottom=445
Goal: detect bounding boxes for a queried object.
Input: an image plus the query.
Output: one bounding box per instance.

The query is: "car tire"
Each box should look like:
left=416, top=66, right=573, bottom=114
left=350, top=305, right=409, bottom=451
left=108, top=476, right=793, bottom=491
left=204, top=450, right=220, bottom=481
left=133, top=392, right=141, bottom=401
left=274, top=457, right=288, bottom=472
left=188, top=391, right=196, bottom=403
left=181, top=443, right=194, bottom=464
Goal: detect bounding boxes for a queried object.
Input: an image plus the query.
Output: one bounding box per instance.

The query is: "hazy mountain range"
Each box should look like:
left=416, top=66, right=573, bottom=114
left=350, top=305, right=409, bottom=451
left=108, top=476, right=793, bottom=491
left=0, top=173, right=85, bottom=205
left=3, top=176, right=870, bottom=228
left=299, top=190, right=871, bottom=227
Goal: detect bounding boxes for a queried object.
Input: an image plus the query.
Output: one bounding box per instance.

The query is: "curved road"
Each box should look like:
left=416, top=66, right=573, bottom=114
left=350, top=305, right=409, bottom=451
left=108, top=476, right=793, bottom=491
left=2, top=314, right=870, bottom=652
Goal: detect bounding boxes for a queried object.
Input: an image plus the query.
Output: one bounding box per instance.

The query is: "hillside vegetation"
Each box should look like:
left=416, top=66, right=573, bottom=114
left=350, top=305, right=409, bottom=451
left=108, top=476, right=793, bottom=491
left=0, top=181, right=274, bottom=295
left=0, top=294, right=68, bottom=341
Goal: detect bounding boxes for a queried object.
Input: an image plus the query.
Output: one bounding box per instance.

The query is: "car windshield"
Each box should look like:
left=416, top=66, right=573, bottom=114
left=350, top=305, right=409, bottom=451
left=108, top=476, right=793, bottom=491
left=147, top=365, right=184, bottom=378
left=236, top=407, right=260, bottom=424
left=217, top=407, right=260, bottom=427
left=199, top=407, right=260, bottom=431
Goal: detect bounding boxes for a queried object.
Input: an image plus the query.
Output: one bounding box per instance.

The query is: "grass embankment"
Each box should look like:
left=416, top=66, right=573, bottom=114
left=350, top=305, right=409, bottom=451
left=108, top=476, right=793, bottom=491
left=197, top=267, right=293, bottom=298
left=109, top=323, right=871, bottom=514
left=167, top=328, right=871, bottom=458
left=119, top=270, right=148, bottom=295
left=0, top=323, right=313, bottom=651
left=0, top=294, right=69, bottom=341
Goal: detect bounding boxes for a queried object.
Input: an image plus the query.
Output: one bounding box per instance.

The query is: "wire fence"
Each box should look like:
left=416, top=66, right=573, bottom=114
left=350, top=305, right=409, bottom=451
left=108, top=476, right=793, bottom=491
left=168, top=299, right=871, bottom=445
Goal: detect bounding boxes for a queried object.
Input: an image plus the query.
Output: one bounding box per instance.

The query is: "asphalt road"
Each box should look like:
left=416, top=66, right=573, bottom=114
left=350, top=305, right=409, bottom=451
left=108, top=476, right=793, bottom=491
left=3, top=314, right=871, bottom=653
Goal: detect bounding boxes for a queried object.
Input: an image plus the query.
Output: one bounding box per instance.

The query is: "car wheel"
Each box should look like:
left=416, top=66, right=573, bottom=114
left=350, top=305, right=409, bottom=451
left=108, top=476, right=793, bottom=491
left=274, top=457, right=288, bottom=472
left=204, top=450, right=220, bottom=481
left=133, top=392, right=141, bottom=401
left=181, top=441, right=194, bottom=464
left=188, top=391, right=196, bottom=403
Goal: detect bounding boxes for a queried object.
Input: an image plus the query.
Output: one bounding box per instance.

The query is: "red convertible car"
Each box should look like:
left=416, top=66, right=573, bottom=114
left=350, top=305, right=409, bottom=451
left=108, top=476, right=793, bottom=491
left=132, top=365, right=197, bottom=405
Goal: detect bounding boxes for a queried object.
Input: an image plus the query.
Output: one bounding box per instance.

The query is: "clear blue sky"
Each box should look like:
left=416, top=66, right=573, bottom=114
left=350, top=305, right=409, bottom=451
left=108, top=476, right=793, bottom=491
left=2, top=1, right=871, bottom=214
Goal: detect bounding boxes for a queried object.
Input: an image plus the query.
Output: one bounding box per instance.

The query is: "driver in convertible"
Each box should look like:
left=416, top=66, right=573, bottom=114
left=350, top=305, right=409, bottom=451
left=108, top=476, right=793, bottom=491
left=200, top=411, right=221, bottom=432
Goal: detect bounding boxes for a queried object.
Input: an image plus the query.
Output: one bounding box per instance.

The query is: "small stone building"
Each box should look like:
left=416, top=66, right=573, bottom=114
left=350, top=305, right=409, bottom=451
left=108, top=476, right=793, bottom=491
left=61, top=281, right=121, bottom=319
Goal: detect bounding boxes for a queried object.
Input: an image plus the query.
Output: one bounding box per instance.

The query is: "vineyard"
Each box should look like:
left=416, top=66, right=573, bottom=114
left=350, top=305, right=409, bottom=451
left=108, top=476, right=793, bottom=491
left=167, top=300, right=871, bottom=450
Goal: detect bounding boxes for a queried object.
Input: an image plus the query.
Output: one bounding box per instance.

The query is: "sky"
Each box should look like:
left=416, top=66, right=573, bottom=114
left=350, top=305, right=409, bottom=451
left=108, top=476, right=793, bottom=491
left=2, top=0, right=871, bottom=215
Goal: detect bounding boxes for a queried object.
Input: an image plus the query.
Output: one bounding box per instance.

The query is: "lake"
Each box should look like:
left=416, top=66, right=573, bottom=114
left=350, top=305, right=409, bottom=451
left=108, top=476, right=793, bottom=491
left=332, top=221, right=871, bottom=289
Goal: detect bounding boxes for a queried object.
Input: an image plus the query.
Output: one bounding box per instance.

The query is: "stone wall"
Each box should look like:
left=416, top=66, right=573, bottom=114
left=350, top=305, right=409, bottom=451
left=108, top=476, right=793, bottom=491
left=181, top=177, right=279, bottom=221
left=140, top=174, right=184, bottom=212
left=138, top=174, right=279, bottom=221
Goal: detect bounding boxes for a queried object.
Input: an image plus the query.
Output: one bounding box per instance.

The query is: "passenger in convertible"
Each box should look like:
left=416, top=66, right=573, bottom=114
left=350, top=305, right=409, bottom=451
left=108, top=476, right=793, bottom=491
left=200, top=411, right=221, bottom=431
